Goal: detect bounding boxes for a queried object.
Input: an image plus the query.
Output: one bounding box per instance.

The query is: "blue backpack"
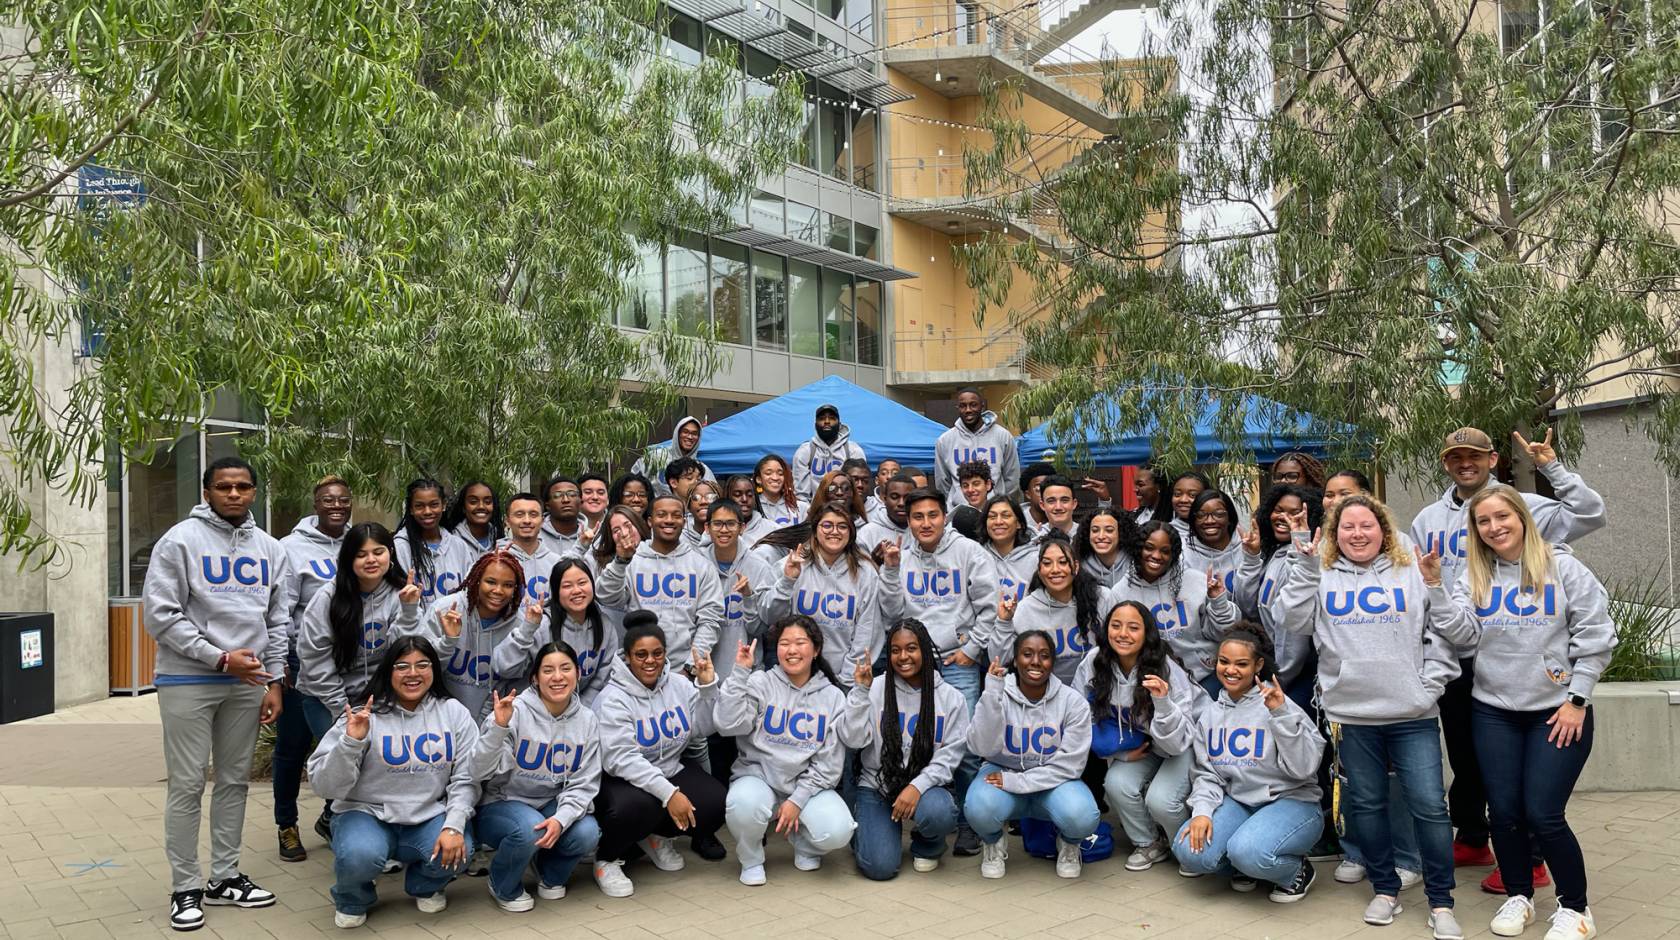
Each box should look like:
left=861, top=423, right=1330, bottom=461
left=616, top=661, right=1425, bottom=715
left=1020, top=818, right=1115, bottom=863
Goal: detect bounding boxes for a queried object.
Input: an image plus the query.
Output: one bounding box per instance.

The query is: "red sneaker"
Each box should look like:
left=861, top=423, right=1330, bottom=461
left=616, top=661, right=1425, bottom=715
left=1481, top=863, right=1550, bottom=895
left=1454, top=841, right=1496, bottom=867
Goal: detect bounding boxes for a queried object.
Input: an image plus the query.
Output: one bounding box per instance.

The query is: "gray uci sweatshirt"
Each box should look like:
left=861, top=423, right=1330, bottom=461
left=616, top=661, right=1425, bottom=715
left=1269, top=548, right=1462, bottom=726
left=595, top=541, right=724, bottom=669
left=466, top=688, right=601, bottom=827
left=935, top=412, right=1020, bottom=505
left=987, top=542, right=1039, bottom=602
left=295, top=581, right=425, bottom=712
left=1185, top=686, right=1325, bottom=819
left=1409, top=459, right=1606, bottom=591
left=879, top=528, right=1000, bottom=661
left=142, top=503, right=293, bottom=680
left=993, top=589, right=1094, bottom=685
left=708, top=543, right=779, bottom=680
left=1442, top=546, right=1617, bottom=711
left=714, top=667, right=849, bottom=808
left=428, top=591, right=527, bottom=721
left=592, top=662, right=718, bottom=804
left=1233, top=549, right=1315, bottom=686
left=761, top=551, right=882, bottom=683
left=307, top=695, right=481, bottom=832
left=393, top=529, right=475, bottom=611
left=1101, top=565, right=1237, bottom=682
left=793, top=426, right=867, bottom=500
left=839, top=673, right=971, bottom=795
left=279, top=515, right=344, bottom=641
left=1071, top=648, right=1199, bottom=757
left=498, top=538, right=565, bottom=608
left=966, top=672, right=1091, bottom=794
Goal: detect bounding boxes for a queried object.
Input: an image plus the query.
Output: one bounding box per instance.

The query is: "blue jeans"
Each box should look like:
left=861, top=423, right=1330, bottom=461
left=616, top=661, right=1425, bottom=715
left=1339, top=719, right=1455, bottom=908
left=329, top=810, right=475, bottom=915
left=939, top=659, right=982, bottom=819
left=475, top=799, right=601, bottom=901
left=964, top=764, right=1100, bottom=846
left=724, top=776, right=855, bottom=869
left=1102, top=749, right=1192, bottom=847
left=271, top=683, right=335, bottom=827
left=1472, top=700, right=1594, bottom=912
left=1173, top=796, right=1322, bottom=885
left=1340, top=773, right=1423, bottom=872
left=852, top=785, right=959, bottom=880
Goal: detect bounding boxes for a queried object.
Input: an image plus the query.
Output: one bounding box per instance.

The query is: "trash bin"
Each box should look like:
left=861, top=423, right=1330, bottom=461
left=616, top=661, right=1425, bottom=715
left=0, top=612, right=54, bottom=724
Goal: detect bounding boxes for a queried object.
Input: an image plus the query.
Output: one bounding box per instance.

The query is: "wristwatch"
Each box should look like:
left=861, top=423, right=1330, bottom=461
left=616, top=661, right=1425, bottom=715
left=1566, top=693, right=1589, bottom=708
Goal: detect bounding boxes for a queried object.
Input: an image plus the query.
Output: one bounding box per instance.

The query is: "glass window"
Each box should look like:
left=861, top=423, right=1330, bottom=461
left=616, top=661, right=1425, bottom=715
left=822, top=270, right=856, bottom=362
left=665, top=10, right=703, bottom=66
left=207, top=390, right=264, bottom=424
left=855, top=278, right=882, bottom=365
left=826, top=213, right=851, bottom=253
left=617, top=238, right=664, bottom=329
left=747, top=48, right=779, bottom=106
left=667, top=231, right=710, bottom=336
left=851, top=104, right=878, bottom=191
left=751, top=190, right=784, bottom=234
left=752, top=249, right=787, bottom=351
left=710, top=239, right=751, bottom=345
left=817, top=86, right=849, bottom=182
left=126, top=428, right=198, bottom=593
left=847, top=0, right=873, bottom=38
left=819, top=0, right=843, bottom=21
left=788, top=259, right=823, bottom=357
left=854, top=222, right=879, bottom=260
left=798, top=97, right=819, bottom=170
left=787, top=201, right=820, bottom=244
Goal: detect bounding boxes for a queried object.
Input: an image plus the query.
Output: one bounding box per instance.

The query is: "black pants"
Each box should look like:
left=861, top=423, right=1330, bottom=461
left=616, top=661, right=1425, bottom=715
left=1081, top=753, right=1109, bottom=814
left=706, top=733, right=738, bottom=790
left=595, top=766, right=726, bottom=862
left=1439, top=658, right=1490, bottom=846
left=1472, top=700, right=1594, bottom=911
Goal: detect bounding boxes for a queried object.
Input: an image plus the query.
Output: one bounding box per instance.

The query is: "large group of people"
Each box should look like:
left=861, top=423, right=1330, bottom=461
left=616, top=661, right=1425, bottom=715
left=142, top=388, right=1616, bottom=939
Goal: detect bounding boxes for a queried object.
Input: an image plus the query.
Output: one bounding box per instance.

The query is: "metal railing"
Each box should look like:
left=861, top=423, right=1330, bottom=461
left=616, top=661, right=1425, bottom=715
left=892, top=329, right=1028, bottom=375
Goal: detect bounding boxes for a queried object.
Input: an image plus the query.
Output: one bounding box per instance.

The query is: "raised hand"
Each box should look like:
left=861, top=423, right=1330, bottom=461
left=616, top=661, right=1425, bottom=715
left=440, top=608, right=463, bottom=639
left=997, top=591, right=1018, bottom=622
left=733, top=571, right=752, bottom=597
left=345, top=696, right=374, bottom=741
left=1240, top=524, right=1261, bottom=556
left=491, top=687, right=518, bottom=727
left=524, top=599, right=545, bottom=624
left=853, top=660, right=873, bottom=689
left=1417, top=548, right=1443, bottom=587
left=880, top=536, right=902, bottom=568
left=693, top=651, right=716, bottom=686
left=398, top=568, right=422, bottom=605
left=1293, top=526, right=1322, bottom=557
left=1081, top=477, right=1111, bottom=501
left=612, top=522, right=641, bottom=560
left=1140, top=673, right=1169, bottom=699
left=784, top=545, right=807, bottom=580
left=987, top=658, right=1007, bottom=679
left=735, top=639, right=757, bottom=672
left=1513, top=428, right=1556, bottom=467
left=1260, top=675, right=1286, bottom=711
left=1206, top=569, right=1225, bottom=598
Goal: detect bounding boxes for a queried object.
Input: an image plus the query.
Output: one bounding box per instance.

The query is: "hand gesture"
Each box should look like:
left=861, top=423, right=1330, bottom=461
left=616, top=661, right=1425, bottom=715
left=345, top=696, right=374, bottom=741
left=692, top=651, right=716, bottom=686
left=735, top=639, right=757, bottom=672
left=1081, top=477, right=1111, bottom=501
left=431, top=826, right=466, bottom=870
left=1417, top=548, right=1443, bottom=587
left=226, top=648, right=272, bottom=686
left=997, top=591, right=1018, bottom=622
left=1547, top=700, right=1587, bottom=748
left=1513, top=428, right=1556, bottom=468
left=1293, top=526, right=1321, bottom=557
left=491, top=687, right=518, bottom=727
left=987, top=658, right=1007, bottom=679
left=773, top=800, right=801, bottom=835
left=399, top=569, right=422, bottom=605
left=1206, top=569, right=1226, bottom=598
left=612, top=523, right=641, bottom=560
left=1140, top=673, right=1169, bottom=699
left=1181, top=815, right=1213, bottom=853
left=891, top=784, right=922, bottom=823
left=784, top=545, right=807, bottom=580
left=1260, top=675, right=1287, bottom=711
left=667, top=790, right=698, bottom=830
left=533, top=817, right=563, bottom=850
left=732, top=571, right=752, bottom=597
left=880, top=536, right=902, bottom=568
left=854, top=660, right=873, bottom=689
left=1240, top=524, right=1261, bottom=556
left=440, top=608, right=463, bottom=639
left=578, top=523, right=596, bottom=548
left=524, top=599, right=544, bottom=624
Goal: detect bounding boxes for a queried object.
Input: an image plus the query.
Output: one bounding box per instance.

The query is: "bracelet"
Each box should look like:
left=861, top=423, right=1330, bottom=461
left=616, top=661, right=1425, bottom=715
left=217, top=652, right=230, bottom=673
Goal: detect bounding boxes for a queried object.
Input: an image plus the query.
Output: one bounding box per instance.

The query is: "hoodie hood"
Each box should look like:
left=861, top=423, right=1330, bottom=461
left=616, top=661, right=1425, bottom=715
left=672, top=416, right=704, bottom=457
left=288, top=515, right=343, bottom=547
left=956, top=410, right=998, bottom=433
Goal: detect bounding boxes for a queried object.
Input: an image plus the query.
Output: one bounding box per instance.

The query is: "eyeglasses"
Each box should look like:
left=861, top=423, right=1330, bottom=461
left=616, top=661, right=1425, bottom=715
left=318, top=497, right=352, bottom=508
left=817, top=521, right=851, bottom=533
left=392, top=661, right=434, bottom=673
left=710, top=520, right=741, bottom=531
left=210, top=482, right=256, bottom=494
left=1194, top=510, right=1230, bottom=521
left=629, top=649, right=666, bottom=662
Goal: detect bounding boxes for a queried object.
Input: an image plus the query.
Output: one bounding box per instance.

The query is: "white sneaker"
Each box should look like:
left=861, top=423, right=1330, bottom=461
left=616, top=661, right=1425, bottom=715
left=415, top=892, right=447, bottom=915
left=488, top=881, right=534, bottom=913
left=1364, top=895, right=1402, bottom=926
left=1399, top=867, right=1423, bottom=891
left=1335, top=859, right=1367, bottom=883
left=912, top=857, right=939, bottom=873
left=639, top=836, right=685, bottom=872
left=333, top=911, right=366, bottom=929
left=1124, top=839, right=1169, bottom=871
left=1430, top=907, right=1465, bottom=940
left=979, top=841, right=1008, bottom=879
left=536, top=883, right=566, bottom=901
left=1491, top=896, right=1536, bottom=936
left=739, top=864, right=767, bottom=886
left=592, top=860, right=634, bottom=898
left=793, top=853, right=822, bottom=872
left=1543, top=905, right=1597, bottom=940
left=1054, top=840, right=1081, bottom=879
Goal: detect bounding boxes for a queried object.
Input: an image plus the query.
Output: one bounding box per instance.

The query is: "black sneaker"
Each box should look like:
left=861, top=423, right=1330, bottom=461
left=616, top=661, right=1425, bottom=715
left=691, top=831, right=727, bottom=861
left=204, top=874, right=277, bottom=909
left=1269, top=859, right=1316, bottom=904
left=1306, top=831, right=1343, bottom=862
left=169, top=890, right=205, bottom=931
left=313, top=809, right=333, bottom=843
left=953, top=825, right=981, bottom=857
left=278, top=826, right=307, bottom=863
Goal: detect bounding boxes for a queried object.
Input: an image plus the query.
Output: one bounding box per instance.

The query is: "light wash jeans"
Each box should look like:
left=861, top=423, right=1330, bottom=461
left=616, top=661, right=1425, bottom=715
left=724, top=776, right=855, bottom=869
left=475, top=799, right=600, bottom=901
left=1102, top=748, right=1193, bottom=847
left=1172, top=796, right=1322, bottom=885
left=963, top=763, right=1101, bottom=846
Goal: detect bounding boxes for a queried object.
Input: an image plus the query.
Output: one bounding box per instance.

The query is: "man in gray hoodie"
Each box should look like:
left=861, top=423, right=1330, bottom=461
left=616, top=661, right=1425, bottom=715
left=935, top=388, right=1020, bottom=507
left=596, top=495, right=724, bottom=671
left=142, top=456, right=290, bottom=931
left=793, top=403, right=867, bottom=500
left=633, top=416, right=716, bottom=497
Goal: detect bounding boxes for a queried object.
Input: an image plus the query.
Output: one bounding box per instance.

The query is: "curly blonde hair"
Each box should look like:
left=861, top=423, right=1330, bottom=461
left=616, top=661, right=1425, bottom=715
left=1321, top=493, right=1412, bottom=568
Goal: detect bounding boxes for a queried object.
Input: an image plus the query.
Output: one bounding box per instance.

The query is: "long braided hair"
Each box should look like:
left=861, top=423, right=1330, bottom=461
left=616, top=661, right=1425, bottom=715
left=878, top=619, right=939, bottom=799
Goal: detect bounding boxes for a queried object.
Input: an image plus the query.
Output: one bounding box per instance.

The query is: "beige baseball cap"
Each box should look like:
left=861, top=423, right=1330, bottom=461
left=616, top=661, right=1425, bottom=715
left=1440, top=427, right=1496, bottom=458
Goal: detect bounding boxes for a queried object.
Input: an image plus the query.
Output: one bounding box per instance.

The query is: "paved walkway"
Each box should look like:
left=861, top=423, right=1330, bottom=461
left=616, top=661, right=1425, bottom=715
left=1, top=695, right=1676, bottom=939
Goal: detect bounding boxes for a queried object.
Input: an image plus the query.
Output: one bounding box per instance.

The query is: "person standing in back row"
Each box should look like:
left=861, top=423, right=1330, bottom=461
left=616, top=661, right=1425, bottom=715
left=143, top=456, right=289, bottom=932
left=935, top=388, right=1020, bottom=508
left=1408, top=427, right=1605, bottom=894
left=794, top=403, right=866, bottom=500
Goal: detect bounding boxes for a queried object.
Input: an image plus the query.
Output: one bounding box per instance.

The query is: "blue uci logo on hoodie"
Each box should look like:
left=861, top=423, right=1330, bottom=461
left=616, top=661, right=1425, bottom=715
left=1476, top=584, right=1558, bottom=620
left=635, top=572, right=700, bottom=603
left=1423, top=528, right=1470, bottom=560
left=795, top=590, right=859, bottom=622
left=1207, top=726, right=1267, bottom=761
left=201, top=555, right=273, bottom=591
left=1004, top=722, right=1063, bottom=755
left=1048, top=625, right=1091, bottom=658
left=1151, top=600, right=1191, bottom=632
left=633, top=706, right=692, bottom=748
left=810, top=456, right=844, bottom=477
left=762, top=705, right=830, bottom=745
left=952, top=446, right=999, bottom=468
left=906, top=569, right=964, bottom=598
left=361, top=621, right=388, bottom=651
left=309, top=559, right=336, bottom=579
left=524, top=574, right=549, bottom=605
left=446, top=649, right=493, bottom=682
left=381, top=732, right=457, bottom=767
left=1324, top=586, right=1408, bottom=618
left=895, top=710, right=948, bottom=743
left=998, top=576, right=1028, bottom=602
left=514, top=738, right=585, bottom=776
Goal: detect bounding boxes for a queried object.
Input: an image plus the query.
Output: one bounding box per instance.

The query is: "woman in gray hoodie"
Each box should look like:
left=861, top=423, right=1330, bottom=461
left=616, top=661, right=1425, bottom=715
left=761, top=500, right=882, bottom=684
left=716, top=615, right=855, bottom=886
left=1101, top=521, right=1238, bottom=695
left=427, top=550, right=533, bottom=722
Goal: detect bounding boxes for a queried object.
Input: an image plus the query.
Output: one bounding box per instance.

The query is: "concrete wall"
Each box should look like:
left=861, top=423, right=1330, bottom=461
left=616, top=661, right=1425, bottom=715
left=1576, top=682, right=1680, bottom=792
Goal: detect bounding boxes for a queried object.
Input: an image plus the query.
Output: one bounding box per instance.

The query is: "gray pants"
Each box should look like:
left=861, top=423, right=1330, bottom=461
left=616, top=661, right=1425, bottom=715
left=159, top=682, right=264, bottom=892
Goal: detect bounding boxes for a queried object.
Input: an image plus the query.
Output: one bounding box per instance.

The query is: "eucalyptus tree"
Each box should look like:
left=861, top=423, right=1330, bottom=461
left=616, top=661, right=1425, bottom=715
left=959, top=0, right=1680, bottom=482
left=0, top=0, right=802, bottom=560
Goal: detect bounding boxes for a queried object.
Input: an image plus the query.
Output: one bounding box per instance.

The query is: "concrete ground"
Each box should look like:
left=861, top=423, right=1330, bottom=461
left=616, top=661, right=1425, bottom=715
left=1, top=695, right=1676, bottom=939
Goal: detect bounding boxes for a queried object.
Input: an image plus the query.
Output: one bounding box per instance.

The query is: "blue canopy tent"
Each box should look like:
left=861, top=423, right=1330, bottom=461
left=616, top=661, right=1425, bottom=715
left=1016, top=391, right=1351, bottom=467
left=680, top=375, right=947, bottom=475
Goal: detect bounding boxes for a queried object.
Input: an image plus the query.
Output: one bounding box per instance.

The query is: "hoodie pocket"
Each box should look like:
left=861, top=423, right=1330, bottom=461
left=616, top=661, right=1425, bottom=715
left=1327, top=660, right=1433, bottom=721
